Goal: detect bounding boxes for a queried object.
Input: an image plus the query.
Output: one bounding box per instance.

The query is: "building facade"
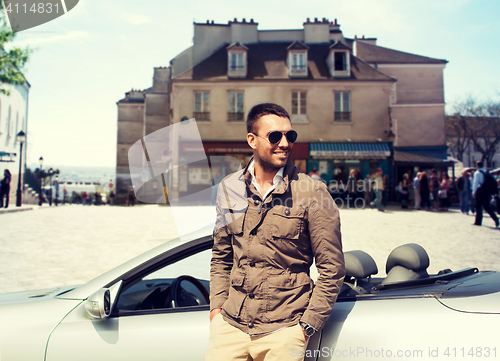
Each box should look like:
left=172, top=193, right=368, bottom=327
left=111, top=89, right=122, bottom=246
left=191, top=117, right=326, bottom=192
left=0, top=81, right=30, bottom=206
left=116, top=18, right=449, bottom=202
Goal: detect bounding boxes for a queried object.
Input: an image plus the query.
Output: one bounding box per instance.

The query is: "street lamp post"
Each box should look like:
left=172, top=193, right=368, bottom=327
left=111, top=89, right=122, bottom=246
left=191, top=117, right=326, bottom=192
left=38, top=156, right=44, bottom=206
left=15, top=131, right=26, bottom=207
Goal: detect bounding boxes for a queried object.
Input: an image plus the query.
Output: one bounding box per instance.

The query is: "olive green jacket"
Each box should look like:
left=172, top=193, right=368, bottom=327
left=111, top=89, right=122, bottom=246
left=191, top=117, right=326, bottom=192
left=210, top=159, right=345, bottom=335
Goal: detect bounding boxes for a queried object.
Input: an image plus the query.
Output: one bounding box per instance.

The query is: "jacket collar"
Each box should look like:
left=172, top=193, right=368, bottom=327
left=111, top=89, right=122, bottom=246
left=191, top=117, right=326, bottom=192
left=243, top=157, right=296, bottom=196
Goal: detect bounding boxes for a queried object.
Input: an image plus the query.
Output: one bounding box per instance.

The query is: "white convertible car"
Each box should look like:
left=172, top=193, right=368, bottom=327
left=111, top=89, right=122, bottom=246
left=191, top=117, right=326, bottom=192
left=1, top=224, right=499, bottom=360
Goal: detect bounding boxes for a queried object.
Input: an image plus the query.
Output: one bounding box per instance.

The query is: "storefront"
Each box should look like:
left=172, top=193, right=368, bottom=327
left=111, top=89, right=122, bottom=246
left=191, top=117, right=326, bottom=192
left=309, top=142, right=392, bottom=183
left=203, top=141, right=310, bottom=175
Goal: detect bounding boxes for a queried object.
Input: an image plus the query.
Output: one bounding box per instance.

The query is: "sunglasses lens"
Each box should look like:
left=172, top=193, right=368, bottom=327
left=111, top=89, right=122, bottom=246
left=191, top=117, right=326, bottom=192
left=268, top=131, right=283, bottom=144
left=286, top=130, right=298, bottom=143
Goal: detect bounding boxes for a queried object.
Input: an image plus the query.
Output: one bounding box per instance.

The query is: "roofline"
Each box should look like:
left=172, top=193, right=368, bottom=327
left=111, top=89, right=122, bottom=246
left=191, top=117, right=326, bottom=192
left=172, top=78, right=396, bottom=83
left=352, top=55, right=397, bottom=82
left=375, top=63, right=448, bottom=68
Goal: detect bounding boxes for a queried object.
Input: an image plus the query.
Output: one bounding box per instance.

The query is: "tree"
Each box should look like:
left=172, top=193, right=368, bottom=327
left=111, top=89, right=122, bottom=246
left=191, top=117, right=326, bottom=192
left=0, top=2, right=32, bottom=95
left=446, top=96, right=500, bottom=167
left=446, top=96, right=476, bottom=162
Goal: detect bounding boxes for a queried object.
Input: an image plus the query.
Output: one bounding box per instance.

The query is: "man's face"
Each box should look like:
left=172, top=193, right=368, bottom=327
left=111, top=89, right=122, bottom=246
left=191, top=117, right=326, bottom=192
left=247, top=114, right=294, bottom=171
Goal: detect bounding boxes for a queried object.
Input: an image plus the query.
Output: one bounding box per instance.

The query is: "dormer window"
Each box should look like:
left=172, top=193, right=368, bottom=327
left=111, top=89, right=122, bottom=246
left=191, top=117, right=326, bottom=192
left=328, top=41, right=351, bottom=78
left=287, top=41, right=309, bottom=78
left=231, top=53, right=244, bottom=71
left=227, top=42, right=248, bottom=78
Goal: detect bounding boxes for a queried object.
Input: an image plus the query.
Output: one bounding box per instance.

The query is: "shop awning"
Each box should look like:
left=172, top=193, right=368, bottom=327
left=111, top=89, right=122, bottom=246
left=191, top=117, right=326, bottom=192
left=310, top=142, right=391, bottom=159
left=394, top=151, right=455, bottom=167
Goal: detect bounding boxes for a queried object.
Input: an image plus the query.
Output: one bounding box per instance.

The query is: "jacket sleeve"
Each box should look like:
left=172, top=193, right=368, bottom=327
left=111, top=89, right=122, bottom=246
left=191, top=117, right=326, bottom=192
left=209, top=186, right=234, bottom=311
left=301, top=181, right=345, bottom=332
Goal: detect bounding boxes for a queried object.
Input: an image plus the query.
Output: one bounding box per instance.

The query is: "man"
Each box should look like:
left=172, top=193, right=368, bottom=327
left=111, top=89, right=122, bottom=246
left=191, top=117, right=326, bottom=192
left=457, top=170, right=470, bottom=215
left=369, top=168, right=384, bottom=212
left=429, top=169, right=439, bottom=211
left=472, top=161, right=499, bottom=227
left=206, top=103, right=345, bottom=361
left=413, top=172, right=421, bottom=210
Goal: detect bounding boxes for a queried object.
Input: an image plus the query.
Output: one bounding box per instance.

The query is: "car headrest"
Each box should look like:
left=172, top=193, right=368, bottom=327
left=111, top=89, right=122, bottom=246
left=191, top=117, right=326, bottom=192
left=345, top=250, right=378, bottom=279
left=385, top=243, right=430, bottom=274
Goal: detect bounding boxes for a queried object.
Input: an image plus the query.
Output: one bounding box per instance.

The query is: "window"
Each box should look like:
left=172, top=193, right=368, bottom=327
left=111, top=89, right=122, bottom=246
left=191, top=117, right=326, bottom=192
left=334, top=92, right=351, bottom=122
left=194, top=92, right=210, bottom=121
left=227, top=43, right=248, bottom=78
left=291, top=53, right=306, bottom=73
left=231, top=53, right=244, bottom=71
left=292, top=92, right=307, bottom=115
left=228, top=92, right=244, bottom=121
left=334, top=52, right=347, bottom=71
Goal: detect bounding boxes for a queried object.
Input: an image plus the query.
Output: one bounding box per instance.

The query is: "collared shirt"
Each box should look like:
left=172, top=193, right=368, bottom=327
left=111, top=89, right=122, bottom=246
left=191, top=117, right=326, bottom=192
left=473, top=168, right=486, bottom=195
left=413, top=177, right=419, bottom=189
left=248, top=160, right=284, bottom=201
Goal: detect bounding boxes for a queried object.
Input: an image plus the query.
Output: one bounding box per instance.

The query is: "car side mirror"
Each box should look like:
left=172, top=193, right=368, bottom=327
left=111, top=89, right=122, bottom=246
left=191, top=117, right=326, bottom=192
left=85, top=288, right=111, bottom=319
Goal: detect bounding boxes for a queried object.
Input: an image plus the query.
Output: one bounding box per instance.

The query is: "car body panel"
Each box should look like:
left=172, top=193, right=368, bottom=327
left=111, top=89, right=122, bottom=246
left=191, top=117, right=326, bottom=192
left=46, top=305, right=210, bottom=361
left=0, top=298, right=82, bottom=360
left=317, top=297, right=499, bottom=361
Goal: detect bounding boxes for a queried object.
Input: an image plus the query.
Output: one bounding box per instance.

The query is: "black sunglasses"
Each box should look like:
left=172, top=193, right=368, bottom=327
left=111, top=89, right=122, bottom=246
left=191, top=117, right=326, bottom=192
left=253, top=130, right=298, bottom=144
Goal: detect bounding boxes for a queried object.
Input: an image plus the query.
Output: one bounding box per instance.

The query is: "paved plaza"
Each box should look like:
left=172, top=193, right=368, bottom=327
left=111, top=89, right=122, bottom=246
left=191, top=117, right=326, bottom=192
left=0, top=203, right=499, bottom=294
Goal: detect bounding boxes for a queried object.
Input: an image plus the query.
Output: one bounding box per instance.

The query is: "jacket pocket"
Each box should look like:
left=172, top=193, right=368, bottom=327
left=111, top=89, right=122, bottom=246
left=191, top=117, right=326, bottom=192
left=270, top=207, right=305, bottom=240
left=225, top=207, right=245, bottom=235
left=222, top=272, right=246, bottom=319
left=265, top=272, right=312, bottom=322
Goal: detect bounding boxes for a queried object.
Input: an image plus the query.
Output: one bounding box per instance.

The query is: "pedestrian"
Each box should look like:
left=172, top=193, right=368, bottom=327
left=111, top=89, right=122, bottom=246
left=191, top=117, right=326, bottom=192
left=419, top=172, right=431, bottom=211
left=413, top=172, right=421, bottom=210
left=408, top=174, right=415, bottom=208
left=206, top=103, right=345, bottom=361
left=346, top=169, right=357, bottom=208
left=399, top=173, right=410, bottom=209
left=382, top=175, right=388, bottom=208
left=429, top=169, right=440, bottom=211
left=0, top=169, right=12, bottom=208
left=94, top=191, right=100, bottom=206
left=63, top=188, right=68, bottom=205
left=472, top=161, right=499, bottom=227
left=369, top=168, right=384, bottom=212
left=109, top=190, right=115, bottom=205
left=82, top=191, right=88, bottom=206
left=363, top=174, right=372, bottom=207
left=88, top=193, right=93, bottom=206
left=456, top=170, right=470, bottom=215
left=127, top=186, right=135, bottom=206
left=469, top=172, right=475, bottom=214
left=438, top=173, right=451, bottom=211
left=308, top=166, right=322, bottom=181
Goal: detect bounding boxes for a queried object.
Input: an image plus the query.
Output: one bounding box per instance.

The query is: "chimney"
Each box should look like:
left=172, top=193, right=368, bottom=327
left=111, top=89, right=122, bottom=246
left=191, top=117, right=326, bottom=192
left=304, top=17, right=330, bottom=43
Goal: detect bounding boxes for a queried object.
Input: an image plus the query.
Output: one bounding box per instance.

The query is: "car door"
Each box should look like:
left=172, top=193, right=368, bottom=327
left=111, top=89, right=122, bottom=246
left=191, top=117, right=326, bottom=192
left=46, top=247, right=213, bottom=361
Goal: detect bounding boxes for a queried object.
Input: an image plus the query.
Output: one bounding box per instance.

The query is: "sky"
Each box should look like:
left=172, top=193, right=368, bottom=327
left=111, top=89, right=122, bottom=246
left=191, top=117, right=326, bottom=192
left=6, top=0, right=500, bottom=168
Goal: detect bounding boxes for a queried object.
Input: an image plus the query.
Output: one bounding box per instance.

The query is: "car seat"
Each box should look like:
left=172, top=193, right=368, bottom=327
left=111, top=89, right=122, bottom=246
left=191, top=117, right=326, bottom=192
left=380, top=243, right=429, bottom=285
left=342, top=250, right=378, bottom=295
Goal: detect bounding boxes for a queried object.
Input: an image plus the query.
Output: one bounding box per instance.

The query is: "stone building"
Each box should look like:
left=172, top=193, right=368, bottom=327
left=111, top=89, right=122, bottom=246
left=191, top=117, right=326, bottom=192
left=116, top=18, right=449, bottom=202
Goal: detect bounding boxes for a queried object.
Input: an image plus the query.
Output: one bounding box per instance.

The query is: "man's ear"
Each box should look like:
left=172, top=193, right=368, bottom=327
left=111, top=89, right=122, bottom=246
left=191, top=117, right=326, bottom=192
left=247, top=133, right=257, bottom=150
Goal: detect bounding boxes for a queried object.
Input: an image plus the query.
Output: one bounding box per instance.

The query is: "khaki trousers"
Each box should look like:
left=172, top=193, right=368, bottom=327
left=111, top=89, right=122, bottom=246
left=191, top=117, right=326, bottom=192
left=205, top=313, right=309, bottom=361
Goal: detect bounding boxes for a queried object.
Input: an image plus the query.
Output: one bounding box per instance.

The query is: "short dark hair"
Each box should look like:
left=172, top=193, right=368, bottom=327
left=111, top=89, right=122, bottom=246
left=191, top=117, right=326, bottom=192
left=477, top=161, right=483, bottom=168
left=246, top=103, right=290, bottom=133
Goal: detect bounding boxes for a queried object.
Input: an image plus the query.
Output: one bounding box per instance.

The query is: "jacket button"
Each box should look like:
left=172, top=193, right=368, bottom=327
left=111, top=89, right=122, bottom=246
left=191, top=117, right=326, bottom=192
left=248, top=322, right=254, bottom=328
left=285, top=208, right=290, bottom=216
left=254, top=199, right=260, bottom=206
left=249, top=261, right=255, bottom=267
left=250, top=229, right=256, bottom=235
left=249, top=293, right=255, bottom=299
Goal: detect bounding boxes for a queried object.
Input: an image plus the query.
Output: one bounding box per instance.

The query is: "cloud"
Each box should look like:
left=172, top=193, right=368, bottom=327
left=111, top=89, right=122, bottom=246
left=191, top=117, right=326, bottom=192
left=10, top=31, right=89, bottom=48
left=122, top=13, right=152, bottom=26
